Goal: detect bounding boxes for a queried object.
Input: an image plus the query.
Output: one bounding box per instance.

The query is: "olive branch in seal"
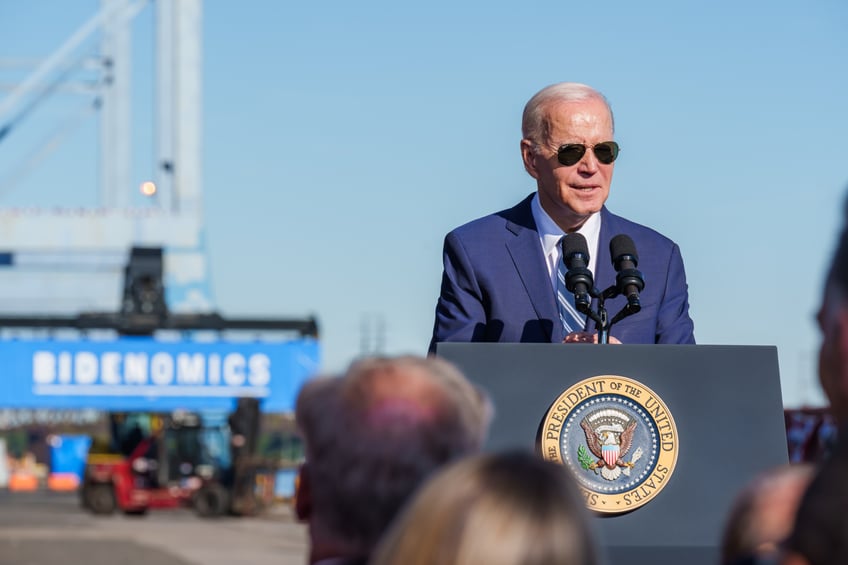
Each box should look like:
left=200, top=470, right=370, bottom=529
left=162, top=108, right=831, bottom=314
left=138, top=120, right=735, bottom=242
left=577, top=444, right=594, bottom=470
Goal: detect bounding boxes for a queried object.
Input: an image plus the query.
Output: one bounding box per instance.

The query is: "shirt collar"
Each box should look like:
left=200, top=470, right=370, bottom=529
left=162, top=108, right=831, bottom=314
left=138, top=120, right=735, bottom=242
left=530, top=193, right=601, bottom=266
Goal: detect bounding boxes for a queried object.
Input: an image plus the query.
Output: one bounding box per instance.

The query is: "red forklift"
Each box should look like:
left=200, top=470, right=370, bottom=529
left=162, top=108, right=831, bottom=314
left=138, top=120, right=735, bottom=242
left=81, top=398, right=275, bottom=517
left=82, top=411, right=203, bottom=515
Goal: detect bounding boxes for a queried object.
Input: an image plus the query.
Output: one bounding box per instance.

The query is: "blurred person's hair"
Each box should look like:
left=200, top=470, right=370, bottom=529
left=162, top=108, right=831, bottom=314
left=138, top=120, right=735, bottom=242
left=720, top=464, right=814, bottom=565
left=295, top=355, right=491, bottom=559
left=371, top=450, right=600, bottom=565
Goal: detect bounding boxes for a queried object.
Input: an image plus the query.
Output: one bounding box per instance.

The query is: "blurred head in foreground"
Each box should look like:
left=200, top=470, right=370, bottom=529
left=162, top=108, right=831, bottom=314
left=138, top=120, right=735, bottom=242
left=295, top=355, right=492, bottom=565
left=720, top=464, right=814, bottom=565
left=782, top=193, right=848, bottom=565
left=371, top=450, right=600, bottom=565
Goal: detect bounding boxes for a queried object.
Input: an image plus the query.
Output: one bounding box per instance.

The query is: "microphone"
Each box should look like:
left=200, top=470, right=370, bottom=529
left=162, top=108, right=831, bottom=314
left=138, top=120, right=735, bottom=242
left=561, top=234, right=594, bottom=314
left=609, top=234, right=644, bottom=313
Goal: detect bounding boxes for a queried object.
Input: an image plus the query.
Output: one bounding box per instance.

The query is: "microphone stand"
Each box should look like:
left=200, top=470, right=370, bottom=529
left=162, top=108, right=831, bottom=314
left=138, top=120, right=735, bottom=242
left=575, top=286, right=641, bottom=345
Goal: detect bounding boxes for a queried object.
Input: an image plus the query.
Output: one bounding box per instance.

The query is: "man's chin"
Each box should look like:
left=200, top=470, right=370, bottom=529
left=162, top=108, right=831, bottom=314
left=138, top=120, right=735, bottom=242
left=568, top=203, right=604, bottom=218
left=563, top=192, right=607, bottom=213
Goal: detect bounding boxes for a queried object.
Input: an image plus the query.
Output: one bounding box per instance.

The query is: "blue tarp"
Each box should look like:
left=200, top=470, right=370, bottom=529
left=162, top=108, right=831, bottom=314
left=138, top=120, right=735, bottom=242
left=49, top=435, right=92, bottom=478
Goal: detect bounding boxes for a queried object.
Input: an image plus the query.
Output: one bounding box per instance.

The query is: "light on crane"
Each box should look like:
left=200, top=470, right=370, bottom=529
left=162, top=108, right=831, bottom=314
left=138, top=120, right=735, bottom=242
left=140, top=181, right=157, bottom=197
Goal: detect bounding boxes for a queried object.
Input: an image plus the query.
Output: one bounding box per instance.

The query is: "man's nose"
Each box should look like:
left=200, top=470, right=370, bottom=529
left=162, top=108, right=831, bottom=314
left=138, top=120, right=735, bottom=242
left=577, top=150, right=600, bottom=174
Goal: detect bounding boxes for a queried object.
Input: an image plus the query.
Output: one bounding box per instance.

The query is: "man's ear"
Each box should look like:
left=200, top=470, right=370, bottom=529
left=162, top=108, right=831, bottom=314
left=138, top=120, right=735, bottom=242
left=294, top=463, right=312, bottom=521
left=837, top=308, right=848, bottom=351
left=520, top=139, right=540, bottom=179
left=834, top=308, right=848, bottom=397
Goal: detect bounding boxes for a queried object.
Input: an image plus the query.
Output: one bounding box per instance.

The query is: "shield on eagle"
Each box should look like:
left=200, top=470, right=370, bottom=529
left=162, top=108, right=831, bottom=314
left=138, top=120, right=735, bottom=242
left=602, top=443, right=620, bottom=468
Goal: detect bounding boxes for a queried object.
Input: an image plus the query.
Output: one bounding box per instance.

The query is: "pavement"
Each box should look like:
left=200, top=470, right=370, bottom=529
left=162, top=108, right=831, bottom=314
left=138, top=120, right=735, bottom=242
left=0, top=490, right=309, bottom=565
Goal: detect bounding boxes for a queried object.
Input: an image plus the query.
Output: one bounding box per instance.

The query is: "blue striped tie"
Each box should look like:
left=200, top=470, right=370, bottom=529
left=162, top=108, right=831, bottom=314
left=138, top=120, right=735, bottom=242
left=556, top=238, right=586, bottom=335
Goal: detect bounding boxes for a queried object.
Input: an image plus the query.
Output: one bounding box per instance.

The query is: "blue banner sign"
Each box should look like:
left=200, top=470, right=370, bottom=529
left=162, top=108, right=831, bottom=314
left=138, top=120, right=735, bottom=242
left=0, top=337, right=320, bottom=412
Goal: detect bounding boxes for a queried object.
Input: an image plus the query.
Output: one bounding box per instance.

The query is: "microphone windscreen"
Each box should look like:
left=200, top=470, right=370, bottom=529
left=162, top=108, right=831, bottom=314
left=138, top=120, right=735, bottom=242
left=562, top=233, right=590, bottom=261
left=610, top=234, right=638, bottom=263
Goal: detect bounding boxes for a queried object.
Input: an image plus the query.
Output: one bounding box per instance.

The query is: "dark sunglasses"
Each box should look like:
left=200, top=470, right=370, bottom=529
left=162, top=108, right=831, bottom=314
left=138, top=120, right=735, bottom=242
left=556, top=141, right=620, bottom=166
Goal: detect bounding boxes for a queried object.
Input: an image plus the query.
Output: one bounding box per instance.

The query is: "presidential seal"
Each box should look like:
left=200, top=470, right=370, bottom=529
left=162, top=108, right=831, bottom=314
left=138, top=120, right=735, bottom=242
left=539, top=375, right=679, bottom=515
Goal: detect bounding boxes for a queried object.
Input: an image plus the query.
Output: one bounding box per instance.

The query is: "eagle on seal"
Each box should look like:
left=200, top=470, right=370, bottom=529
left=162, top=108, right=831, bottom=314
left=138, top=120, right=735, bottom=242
left=581, top=416, right=637, bottom=481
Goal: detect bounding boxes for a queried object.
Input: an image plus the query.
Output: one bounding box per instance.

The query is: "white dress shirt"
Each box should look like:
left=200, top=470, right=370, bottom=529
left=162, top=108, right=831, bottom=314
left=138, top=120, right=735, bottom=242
left=530, top=193, right=601, bottom=294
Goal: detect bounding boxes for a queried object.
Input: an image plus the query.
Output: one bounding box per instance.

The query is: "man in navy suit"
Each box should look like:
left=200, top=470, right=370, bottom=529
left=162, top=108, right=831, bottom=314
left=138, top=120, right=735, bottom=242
left=430, top=82, right=695, bottom=350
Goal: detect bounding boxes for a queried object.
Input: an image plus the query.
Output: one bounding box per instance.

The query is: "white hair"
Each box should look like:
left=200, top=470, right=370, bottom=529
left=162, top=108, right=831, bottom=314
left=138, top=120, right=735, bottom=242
left=521, top=82, right=615, bottom=147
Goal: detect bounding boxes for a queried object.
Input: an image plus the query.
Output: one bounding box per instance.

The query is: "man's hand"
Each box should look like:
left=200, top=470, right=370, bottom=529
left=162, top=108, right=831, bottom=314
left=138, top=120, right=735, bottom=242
left=563, top=332, right=622, bottom=344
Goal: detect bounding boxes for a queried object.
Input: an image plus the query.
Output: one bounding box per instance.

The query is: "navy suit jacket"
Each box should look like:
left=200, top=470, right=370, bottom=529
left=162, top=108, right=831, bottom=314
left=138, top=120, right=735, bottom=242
left=429, top=194, right=695, bottom=351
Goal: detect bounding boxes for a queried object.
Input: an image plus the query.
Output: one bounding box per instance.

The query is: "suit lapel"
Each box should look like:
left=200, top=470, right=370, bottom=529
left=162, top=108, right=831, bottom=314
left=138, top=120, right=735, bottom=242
left=595, top=207, right=616, bottom=295
left=504, top=198, right=559, bottom=342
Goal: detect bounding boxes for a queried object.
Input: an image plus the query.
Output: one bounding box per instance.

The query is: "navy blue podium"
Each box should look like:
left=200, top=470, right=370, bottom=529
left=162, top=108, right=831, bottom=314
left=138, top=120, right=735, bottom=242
left=436, top=343, right=788, bottom=565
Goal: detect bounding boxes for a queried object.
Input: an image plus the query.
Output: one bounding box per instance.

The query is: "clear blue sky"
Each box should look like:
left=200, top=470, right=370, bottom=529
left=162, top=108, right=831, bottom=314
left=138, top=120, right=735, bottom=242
left=1, top=0, right=847, bottom=407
